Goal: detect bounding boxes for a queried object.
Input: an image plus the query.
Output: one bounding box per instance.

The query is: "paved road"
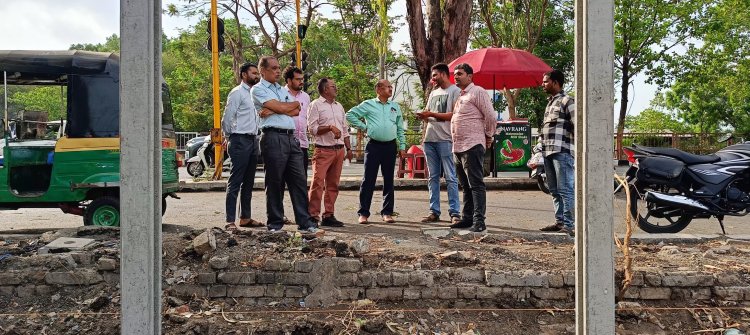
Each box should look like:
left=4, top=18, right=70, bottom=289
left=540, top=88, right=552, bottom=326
left=0, top=190, right=745, bottom=237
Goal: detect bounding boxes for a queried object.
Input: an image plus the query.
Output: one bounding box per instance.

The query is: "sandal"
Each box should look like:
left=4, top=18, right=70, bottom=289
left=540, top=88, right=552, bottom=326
left=224, top=223, right=239, bottom=232
left=239, top=218, right=265, bottom=228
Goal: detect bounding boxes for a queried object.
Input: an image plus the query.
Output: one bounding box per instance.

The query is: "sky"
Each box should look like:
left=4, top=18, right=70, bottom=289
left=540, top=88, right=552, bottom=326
left=0, top=0, right=656, bottom=118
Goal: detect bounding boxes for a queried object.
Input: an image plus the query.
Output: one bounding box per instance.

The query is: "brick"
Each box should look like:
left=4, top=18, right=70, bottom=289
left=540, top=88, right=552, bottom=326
left=517, top=270, right=548, bottom=287
left=437, top=286, right=458, bottom=300
left=277, top=272, right=309, bottom=285
left=376, top=272, right=392, bottom=287
left=0, top=272, right=23, bottom=286
left=391, top=272, right=409, bottom=287
left=628, top=273, right=644, bottom=287
left=209, top=285, right=227, bottom=298
left=45, top=270, right=103, bottom=285
left=209, top=256, right=229, bottom=270
left=335, top=273, right=356, bottom=287
left=264, top=259, right=292, bottom=272
left=661, top=273, right=714, bottom=287
left=0, top=286, right=13, bottom=297
left=266, top=284, right=285, bottom=297
left=713, top=287, right=749, bottom=301
left=458, top=286, right=477, bottom=299
left=97, top=258, right=118, bottom=271
left=485, top=272, right=508, bottom=287
left=621, top=287, right=639, bottom=299
left=192, top=229, right=216, bottom=255
left=197, top=273, right=216, bottom=284
left=35, top=285, right=53, bottom=296
left=428, top=270, right=449, bottom=284
left=476, top=287, right=503, bottom=300
left=16, top=285, right=36, bottom=298
left=408, top=271, right=433, bottom=287
left=337, top=259, right=362, bottom=273
left=356, top=272, right=375, bottom=287
left=256, top=272, right=276, bottom=284
left=339, top=288, right=364, bottom=300
left=638, top=287, right=672, bottom=300
left=294, top=260, right=314, bottom=273
left=563, top=271, right=575, bottom=286
left=548, top=274, right=565, bottom=288
left=171, top=284, right=207, bottom=298
left=285, top=286, right=307, bottom=298
left=715, top=274, right=743, bottom=286
left=403, top=288, right=421, bottom=300
left=25, top=271, right=47, bottom=284
left=218, top=272, right=256, bottom=285
left=421, top=287, right=438, bottom=299
left=672, top=288, right=711, bottom=300
left=452, top=268, right=485, bottom=283
left=503, top=288, right=531, bottom=300
left=532, top=288, right=570, bottom=300
left=70, top=252, right=94, bottom=266
left=644, top=274, right=662, bottom=286
left=366, top=288, right=403, bottom=301
left=103, top=272, right=120, bottom=286
left=227, top=285, right=265, bottom=298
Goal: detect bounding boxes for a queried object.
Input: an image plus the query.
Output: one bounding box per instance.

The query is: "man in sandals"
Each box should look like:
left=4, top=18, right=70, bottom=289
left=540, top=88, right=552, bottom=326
left=222, top=62, right=264, bottom=231
left=347, top=79, right=407, bottom=224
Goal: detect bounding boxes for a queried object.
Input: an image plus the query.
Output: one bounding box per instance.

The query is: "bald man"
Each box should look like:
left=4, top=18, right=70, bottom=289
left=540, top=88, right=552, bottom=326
left=346, top=80, right=407, bottom=224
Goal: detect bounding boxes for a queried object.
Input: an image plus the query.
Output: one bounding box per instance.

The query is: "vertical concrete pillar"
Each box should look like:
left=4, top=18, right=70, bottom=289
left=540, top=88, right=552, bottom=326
left=120, top=0, right=163, bottom=333
left=574, top=0, right=615, bottom=333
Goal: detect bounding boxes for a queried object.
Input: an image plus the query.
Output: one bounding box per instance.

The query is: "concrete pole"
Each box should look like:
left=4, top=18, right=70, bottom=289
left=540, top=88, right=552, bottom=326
left=574, top=0, right=615, bottom=333
left=120, top=0, right=163, bottom=334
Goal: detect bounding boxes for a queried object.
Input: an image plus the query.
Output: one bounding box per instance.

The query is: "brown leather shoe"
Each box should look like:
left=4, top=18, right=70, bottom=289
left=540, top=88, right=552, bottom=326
left=540, top=223, right=563, bottom=232
left=358, top=215, right=369, bottom=224
left=238, top=218, right=265, bottom=227
left=382, top=215, right=395, bottom=223
left=421, top=213, right=440, bottom=223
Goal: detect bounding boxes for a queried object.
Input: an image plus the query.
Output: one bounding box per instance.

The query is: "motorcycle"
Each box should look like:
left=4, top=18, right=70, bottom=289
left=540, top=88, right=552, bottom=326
left=623, top=138, right=750, bottom=234
left=185, top=141, right=232, bottom=177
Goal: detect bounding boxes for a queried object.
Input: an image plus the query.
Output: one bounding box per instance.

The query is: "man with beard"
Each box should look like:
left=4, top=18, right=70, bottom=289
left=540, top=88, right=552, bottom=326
left=222, top=62, right=263, bottom=231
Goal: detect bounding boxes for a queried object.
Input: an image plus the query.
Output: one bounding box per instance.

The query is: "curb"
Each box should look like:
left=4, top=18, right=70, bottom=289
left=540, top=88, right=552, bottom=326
left=178, top=177, right=538, bottom=192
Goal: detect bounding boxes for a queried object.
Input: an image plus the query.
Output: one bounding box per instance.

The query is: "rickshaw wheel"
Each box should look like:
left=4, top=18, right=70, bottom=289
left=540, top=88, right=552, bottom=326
left=85, top=196, right=121, bottom=227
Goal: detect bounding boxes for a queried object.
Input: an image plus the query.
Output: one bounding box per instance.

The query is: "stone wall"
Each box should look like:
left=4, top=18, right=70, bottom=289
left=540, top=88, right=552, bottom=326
left=2, top=254, right=750, bottom=307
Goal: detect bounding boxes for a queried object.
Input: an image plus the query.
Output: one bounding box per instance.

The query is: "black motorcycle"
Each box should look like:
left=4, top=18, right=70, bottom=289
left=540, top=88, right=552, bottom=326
left=623, top=139, right=750, bottom=234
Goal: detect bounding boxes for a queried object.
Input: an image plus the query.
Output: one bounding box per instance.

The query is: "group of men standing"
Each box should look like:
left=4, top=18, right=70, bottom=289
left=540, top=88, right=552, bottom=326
left=220, top=55, right=575, bottom=235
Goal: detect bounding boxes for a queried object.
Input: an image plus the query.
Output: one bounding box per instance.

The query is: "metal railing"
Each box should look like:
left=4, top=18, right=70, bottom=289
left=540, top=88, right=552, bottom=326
left=175, top=132, right=202, bottom=151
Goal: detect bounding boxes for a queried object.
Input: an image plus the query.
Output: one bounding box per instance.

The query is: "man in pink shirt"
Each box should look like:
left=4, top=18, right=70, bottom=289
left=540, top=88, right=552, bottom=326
left=306, top=78, right=353, bottom=227
left=449, top=63, right=497, bottom=232
left=283, top=66, right=311, bottom=172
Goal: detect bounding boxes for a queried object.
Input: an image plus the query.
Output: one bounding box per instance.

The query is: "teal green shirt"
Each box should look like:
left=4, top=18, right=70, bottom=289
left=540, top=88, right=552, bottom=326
left=346, top=98, right=406, bottom=150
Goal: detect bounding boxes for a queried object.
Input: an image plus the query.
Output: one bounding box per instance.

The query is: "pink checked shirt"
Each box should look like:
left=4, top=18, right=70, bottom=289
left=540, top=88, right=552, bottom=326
left=450, top=83, right=498, bottom=153
left=307, top=97, right=350, bottom=146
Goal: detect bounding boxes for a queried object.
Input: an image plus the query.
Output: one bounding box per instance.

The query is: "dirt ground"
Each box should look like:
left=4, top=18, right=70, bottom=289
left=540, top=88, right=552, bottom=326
left=2, top=227, right=750, bottom=334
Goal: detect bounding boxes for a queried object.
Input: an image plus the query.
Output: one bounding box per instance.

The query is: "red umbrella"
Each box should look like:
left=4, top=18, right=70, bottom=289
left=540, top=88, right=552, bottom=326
left=448, top=48, right=552, bottom=90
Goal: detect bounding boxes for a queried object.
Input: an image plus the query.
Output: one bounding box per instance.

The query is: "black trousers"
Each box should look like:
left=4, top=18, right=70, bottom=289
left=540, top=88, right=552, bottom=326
left=260, top=131, right=313, bottom=230
left=225, top=134, right=258, bottom=223
left=455, top=144, right=486, bottom=225
left=358, top=139, right=397, bottom=217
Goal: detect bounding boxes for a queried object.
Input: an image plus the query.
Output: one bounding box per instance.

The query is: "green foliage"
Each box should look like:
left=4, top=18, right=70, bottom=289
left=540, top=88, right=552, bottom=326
left=69, top=34, right=120, bottom=52
left=624, top=108, right=693, bottom=133
left=659, top=0, right=750, bottom=134
left=8, top=86, right=67, bottom=120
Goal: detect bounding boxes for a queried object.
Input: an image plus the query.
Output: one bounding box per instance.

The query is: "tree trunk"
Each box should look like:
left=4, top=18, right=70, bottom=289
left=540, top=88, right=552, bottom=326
left=616, top=59, right=630, bottom=160
left=405, top=0, right=472, bottom=91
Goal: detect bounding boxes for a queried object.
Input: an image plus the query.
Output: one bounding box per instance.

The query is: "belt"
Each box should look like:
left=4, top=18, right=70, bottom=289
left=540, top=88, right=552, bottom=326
left=368, top=138, right=396, bottom=144
left=229, top=133, right=256, bottom=138
left=262, top=127, right=295, bottom=135
left=315, top=144, right=344, bottom=150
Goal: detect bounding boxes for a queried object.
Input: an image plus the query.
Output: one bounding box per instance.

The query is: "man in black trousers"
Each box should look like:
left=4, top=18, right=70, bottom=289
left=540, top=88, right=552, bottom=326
left=251, top=56, right=322, bottom=234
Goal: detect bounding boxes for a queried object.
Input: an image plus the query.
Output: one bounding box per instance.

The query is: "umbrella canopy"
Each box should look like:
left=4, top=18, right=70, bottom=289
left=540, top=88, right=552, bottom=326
left=448, top=48, right=552, bottom=90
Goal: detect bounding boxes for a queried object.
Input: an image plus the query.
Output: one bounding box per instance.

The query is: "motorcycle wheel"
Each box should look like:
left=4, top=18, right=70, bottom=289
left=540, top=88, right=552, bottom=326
left=186, top=161, right=205, bottom=177
left=537, top=175, right=550, bottom=194
left=627, top=183, right=693, bottom=234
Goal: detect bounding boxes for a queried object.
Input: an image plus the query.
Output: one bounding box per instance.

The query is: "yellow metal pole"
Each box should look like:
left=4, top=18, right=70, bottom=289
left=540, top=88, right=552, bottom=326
left=295, top=0, right=302, bottom=68
left=210, top=0, right=223, bottom=180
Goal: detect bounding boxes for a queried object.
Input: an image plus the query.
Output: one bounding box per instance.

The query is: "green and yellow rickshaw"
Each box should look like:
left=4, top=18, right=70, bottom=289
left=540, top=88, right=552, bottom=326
left=0, top=50, right=180, bottom=226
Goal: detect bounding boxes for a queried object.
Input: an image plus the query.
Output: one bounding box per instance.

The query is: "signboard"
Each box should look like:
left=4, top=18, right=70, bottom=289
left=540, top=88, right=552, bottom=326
left=494, top=120, right=531, bottom=172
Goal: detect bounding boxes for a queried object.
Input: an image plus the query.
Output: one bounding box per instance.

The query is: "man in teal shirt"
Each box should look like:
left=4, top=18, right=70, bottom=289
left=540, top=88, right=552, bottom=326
left=347, top=79, right=407, bottom=224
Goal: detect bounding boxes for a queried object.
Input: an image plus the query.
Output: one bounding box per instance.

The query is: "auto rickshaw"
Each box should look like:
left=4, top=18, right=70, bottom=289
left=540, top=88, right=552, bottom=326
left=0, top=50, right=180, bottom=226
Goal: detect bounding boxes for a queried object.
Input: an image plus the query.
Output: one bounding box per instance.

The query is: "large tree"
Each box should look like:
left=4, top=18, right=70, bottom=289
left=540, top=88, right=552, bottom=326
left=404, top=0, right=473, bottom=90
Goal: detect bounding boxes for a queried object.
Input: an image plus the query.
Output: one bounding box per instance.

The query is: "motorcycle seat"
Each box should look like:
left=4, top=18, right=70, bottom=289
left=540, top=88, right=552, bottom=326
left=634, top=144, right=720, bottom=165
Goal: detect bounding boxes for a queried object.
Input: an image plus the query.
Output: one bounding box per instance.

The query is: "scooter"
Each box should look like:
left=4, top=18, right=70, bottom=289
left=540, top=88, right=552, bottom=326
left=185, top=141, right=232, bottom=177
